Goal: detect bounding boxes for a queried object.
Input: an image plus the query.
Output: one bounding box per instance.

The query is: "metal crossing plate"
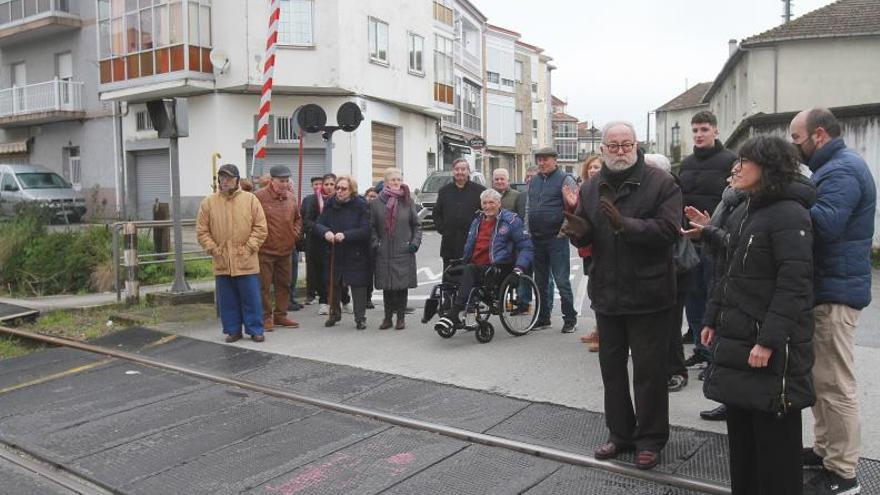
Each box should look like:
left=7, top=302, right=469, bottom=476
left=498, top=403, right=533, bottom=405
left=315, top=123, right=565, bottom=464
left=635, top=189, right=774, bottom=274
left=0, top=301, right=38, bottom=323
left=0, top=455, right=79, bottom=495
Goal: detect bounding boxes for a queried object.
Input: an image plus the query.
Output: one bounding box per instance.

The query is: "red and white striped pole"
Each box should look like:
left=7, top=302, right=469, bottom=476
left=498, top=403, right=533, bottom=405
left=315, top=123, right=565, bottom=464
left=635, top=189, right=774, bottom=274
left=250, top=0, right=280, bottom=179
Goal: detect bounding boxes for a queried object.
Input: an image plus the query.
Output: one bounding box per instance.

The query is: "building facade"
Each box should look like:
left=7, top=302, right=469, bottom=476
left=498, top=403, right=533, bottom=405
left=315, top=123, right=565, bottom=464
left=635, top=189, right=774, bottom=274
left=577, top=121, right=601, bottom=161
left=98, top=0, right=443, bottom=219
left=0, top=0, right=118, bottom=218
left=483, top=24, right=517, bottom=177
left=654, top=81, right=711, bottom=164
left=551, top=96, right=578, bottom=173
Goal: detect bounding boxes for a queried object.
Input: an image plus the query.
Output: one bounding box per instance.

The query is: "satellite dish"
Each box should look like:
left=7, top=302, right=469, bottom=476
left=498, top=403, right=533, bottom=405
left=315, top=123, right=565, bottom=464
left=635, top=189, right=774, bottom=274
left=208, top=49, right=230, bottom=74
left=337, top=102, right=364, bottom=132
left=295, top=104, right=327, bottom=133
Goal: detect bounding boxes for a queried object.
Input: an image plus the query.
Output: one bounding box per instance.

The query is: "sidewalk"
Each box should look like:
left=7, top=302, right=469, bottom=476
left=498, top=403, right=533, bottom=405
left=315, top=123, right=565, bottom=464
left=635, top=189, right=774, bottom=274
left=0, top=280, right=216, bottom=312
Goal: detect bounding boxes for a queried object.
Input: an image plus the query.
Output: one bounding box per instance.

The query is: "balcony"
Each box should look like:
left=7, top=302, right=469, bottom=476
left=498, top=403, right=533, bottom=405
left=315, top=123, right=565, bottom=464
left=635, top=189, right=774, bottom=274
left=0, top=79, right=84, bottom=127
left=0, top=0, right=81, bottom=47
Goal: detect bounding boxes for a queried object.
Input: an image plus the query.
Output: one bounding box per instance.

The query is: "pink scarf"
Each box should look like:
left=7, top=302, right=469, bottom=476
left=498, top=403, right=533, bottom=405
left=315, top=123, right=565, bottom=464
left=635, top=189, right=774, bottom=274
left=381, top=184, right=409, bottom=234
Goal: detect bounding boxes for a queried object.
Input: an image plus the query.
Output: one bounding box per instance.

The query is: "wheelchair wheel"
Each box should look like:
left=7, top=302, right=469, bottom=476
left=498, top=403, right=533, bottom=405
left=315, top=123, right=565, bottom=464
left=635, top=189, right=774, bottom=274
left=475, top=321, right=494, bottom=343
left=498, top=272, right=540, bottom=336
left=436, top=324, right=456, bottom=339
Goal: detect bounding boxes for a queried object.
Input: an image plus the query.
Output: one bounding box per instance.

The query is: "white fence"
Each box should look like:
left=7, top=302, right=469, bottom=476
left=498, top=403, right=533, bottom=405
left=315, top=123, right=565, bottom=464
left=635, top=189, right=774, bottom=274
left=0, top=79, right=83, bottom=118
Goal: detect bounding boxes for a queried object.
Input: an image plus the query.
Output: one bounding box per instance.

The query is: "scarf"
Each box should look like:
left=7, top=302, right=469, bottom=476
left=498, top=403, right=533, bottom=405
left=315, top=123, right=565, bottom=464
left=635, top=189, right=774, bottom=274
left=380, top=184, right=408, bottom=234
left=318, top=192, right=332, bottom=213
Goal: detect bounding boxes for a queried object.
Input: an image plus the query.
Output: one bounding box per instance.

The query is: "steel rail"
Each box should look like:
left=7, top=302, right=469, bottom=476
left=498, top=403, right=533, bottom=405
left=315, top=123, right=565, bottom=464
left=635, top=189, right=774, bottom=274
left=0, top=442, right=112, bottom=495
left=0, top=326, right=730, bottom=495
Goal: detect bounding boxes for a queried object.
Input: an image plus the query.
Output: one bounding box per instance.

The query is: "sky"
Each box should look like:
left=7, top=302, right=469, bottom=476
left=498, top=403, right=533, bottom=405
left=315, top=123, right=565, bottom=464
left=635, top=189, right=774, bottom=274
left=475, top=0, right=837, bottom=140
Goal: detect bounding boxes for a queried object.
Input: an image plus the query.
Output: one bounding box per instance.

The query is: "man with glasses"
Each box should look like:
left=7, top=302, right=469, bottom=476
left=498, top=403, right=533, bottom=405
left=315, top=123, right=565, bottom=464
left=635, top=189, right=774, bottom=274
left=678, top=110, right=737, bottom=421
left=562, top=122, right=681, bottom=470
left=527, top=146, right=579, bottom=333
left=197, top=164, right=268, bottom=343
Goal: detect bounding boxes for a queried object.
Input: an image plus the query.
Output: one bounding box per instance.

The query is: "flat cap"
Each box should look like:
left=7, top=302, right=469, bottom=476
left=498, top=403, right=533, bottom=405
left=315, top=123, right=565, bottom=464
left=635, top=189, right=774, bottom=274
left=217, top=163, right=240, bottom=177
left=269, top=165, right=291, bottom=178
left=534, top=146, right=558, bottom=157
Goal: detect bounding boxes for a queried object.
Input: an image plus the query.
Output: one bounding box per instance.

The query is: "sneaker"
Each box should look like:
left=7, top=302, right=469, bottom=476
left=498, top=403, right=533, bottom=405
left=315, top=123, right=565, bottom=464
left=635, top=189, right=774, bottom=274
left=802, top=447, right=825, bottom=471
left=804, top=469, right=860, bottom=495
left=561, top=321, right=576, bottom=333
left=318, top=304, right=329, bottom=315
left=533, top=319, right=552, bottom=329
left=698, top=368, right=707, bottom=381
left=342, top=303, right=352, bottom=314
left=684, top=353, right=707, bottom=367
left=667, top=374, right=688, bottom=392
left=304, top=296, right=316, bottom=305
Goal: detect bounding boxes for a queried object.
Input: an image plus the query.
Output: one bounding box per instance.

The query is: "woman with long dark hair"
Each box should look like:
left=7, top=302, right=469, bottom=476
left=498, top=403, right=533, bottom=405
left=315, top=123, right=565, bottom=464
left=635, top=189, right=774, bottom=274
left=694, top=136, right=816, bottom=494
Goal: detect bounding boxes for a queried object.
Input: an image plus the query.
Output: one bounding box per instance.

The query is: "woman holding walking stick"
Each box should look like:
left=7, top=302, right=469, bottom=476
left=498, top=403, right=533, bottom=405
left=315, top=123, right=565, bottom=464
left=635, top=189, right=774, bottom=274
left=315, top=176, right=372, bottom=329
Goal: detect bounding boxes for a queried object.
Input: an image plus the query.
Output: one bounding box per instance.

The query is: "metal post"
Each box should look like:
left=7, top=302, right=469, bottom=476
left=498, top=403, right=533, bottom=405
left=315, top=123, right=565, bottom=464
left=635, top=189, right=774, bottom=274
left=123, top=222, right=139, bottom=305
left=324, top=132, right=333, bottom=173
left=113, top=224, right=121, bottom=301
left=169, top=136, right=191, bottom=293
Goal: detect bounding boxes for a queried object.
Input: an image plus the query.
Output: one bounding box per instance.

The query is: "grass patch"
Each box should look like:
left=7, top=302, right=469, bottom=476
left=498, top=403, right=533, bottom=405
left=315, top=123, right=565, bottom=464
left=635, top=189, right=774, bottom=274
left=872, top=248, right=880, bottom=269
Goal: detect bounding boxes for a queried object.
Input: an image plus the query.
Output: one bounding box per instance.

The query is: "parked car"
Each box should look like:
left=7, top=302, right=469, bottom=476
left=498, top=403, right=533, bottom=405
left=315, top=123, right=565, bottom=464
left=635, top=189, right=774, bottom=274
left=511, top=182, right=527, bottom=193
left=0, top=164, right=87, bottom=222
left=413, top=170, right=486, bottom=227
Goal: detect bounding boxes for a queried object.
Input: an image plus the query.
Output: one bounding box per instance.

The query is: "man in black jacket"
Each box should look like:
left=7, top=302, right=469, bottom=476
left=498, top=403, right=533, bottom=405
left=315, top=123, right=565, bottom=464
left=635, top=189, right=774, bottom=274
left=563, top=121, right=681, bottom=470
left=433, top=158, right=485, bottom=270
left=301, top=173, right=337, bottom=315
left=678, top=112, right=737, bottom=418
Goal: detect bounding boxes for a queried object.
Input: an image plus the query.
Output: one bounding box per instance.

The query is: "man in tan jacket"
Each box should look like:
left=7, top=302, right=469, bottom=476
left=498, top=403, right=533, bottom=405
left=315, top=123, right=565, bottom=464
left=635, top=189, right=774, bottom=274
left=255, top=165, right=302, bottom=330
left=197, top=164, right=268, bottom=342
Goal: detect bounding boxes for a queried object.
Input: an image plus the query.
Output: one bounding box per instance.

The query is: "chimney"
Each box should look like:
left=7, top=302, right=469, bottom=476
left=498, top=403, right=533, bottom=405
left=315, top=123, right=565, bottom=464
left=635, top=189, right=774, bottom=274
left=728, top=39, right=738, bottom=57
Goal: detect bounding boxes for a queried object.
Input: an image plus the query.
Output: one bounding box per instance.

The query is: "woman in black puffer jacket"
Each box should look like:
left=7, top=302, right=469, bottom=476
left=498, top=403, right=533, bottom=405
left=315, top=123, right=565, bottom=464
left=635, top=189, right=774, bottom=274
left=697, top=136, right=816, bottom=495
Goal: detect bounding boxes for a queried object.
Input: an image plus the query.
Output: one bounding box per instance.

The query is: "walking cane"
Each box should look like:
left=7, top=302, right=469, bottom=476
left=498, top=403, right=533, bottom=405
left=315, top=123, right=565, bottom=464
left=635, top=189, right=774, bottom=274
left=327, top=242, right=335, bottom=320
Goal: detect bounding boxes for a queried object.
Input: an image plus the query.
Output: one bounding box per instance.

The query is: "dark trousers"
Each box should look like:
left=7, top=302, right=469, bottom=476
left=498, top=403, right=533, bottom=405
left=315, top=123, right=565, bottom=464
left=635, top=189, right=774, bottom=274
left=328, top=272, right=368, bottom=323
left=383, top=289, right=408, bottom=318
left=259, top=252, right=292, bottom=320
left=596, top=310, right=671, bottom=452
left=684, top=253, right=712, bottom=359
left=289, top=249, right=299, bottom=305
left=445, top=264, right=510, bottom=313
left=306, top=243, right=326, bottom=303
left=216, top=274, right=263, bottom=336
left=533, top=237, right=576, bottom=324
left=727, top=406, right=804, bottom=495
left=667, top=295, right=688, bottom=377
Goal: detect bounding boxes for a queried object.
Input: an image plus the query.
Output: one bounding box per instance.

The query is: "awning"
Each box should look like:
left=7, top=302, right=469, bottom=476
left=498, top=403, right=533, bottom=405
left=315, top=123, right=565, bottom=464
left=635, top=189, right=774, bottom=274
left=0, top=140, right=28, bottom=154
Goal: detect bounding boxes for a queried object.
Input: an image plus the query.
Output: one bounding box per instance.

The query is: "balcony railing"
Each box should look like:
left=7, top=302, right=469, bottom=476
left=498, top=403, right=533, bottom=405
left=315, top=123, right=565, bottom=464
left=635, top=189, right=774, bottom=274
left=0, top=0, right=78, bottom=26
left=0, top=79, right=83, bottom=118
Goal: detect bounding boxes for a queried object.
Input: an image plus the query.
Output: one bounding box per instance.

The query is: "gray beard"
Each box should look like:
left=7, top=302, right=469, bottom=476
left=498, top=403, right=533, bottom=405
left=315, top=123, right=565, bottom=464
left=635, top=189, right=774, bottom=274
left=605, top=159, right=636, bottom=172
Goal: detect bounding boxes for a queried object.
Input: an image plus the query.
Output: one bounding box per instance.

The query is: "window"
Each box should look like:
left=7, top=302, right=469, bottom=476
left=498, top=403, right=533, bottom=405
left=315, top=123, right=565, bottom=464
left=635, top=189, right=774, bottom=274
left=531, top=82, right=538, bottom=96
left=432, top=0, right=452, bottom=25
left=433, top=34, right=453, bottom=104
left=408, top=32, right=424, bottom=75
left=515, top=111, right=523, bottom=134
left=487, top=71, right=499, bottom=84
left=136, top=110, right=154, bottom=131
left=532, top=119, right=538, bottom=141
left=56, top=52, right=73, bottom=104
left=554, top=121, right=577, bottom=138
left=671, top=123, right=680, bottom=149
left=462, top=79, right=481, bottom=133
left=279, top=0, right=313, bottom=45
left=556, top=140, right=578, bottom=161
left=1, top=173, right=17, bottom=191
left=97, top=0, right=212, bottom=84
left=501, top=78, right=514, bottom=89
left=368, top=17, right=389, bottom=65
left=515, top=60, right=523, bottom=83
left=11, top=61, right=25, bottom=86
left=274, top=115, right=300, bottom=143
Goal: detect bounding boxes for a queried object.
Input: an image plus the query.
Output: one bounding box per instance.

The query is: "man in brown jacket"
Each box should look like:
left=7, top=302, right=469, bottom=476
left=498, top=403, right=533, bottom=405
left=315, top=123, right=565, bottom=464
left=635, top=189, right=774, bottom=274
left=255, top=165, right=302, bottom=330
left=197, top=164, right=269, bottom=343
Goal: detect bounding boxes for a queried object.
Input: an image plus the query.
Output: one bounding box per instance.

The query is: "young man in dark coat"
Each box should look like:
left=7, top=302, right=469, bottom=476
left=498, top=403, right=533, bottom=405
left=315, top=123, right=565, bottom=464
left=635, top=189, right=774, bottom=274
left=433, top=158, right=485, bottom=270
left=791, top=108, right=876, bottom=495
left=562, top=121, right=681, bottom=470
left=678, top=110, right=738, bottom=421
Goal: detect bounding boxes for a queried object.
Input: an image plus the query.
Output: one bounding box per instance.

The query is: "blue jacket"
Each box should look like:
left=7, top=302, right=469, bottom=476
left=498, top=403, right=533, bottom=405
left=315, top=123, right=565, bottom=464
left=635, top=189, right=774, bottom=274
left=461, top=209, right=533, bottom=269
left=808, top=138, right=876, bottom=309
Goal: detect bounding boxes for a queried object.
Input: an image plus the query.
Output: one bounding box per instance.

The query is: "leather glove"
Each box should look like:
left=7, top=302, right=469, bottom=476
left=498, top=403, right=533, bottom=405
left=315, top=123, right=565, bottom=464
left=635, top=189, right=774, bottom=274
left=561, top=211, right=591, bottom=240
left=600, top=198, right=624, bottom=232
left=408, top=243, right=419, bottom=253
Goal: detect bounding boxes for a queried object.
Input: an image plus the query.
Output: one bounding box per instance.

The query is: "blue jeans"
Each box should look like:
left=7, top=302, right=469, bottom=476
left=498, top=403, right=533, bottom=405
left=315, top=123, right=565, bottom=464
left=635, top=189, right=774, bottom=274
left=684, top=253, right=712, bottom=360
left=216, top=274, right=263, bottom=336
left=533, top=236, right=576, bottom=324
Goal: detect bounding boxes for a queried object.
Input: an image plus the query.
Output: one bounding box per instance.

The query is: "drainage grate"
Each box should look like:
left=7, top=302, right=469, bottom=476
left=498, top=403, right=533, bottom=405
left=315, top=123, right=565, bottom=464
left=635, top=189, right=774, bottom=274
left=673, top=433, right=730, bottom=484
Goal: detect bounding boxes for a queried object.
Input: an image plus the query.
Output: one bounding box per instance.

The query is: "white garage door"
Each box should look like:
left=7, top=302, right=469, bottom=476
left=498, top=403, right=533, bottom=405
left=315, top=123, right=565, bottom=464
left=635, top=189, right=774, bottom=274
left=246, top=148, right=327, bottom=201
left=134, top=149, right=170, bottom=220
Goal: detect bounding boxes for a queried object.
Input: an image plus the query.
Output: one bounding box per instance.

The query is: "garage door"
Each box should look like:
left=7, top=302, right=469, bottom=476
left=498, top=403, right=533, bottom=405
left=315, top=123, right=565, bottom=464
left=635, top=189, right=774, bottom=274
left=134, top=149, right=170, bottom=220
left=371, top=123, right=396, bottom=185
left=246, top=147, right=327, bottom=201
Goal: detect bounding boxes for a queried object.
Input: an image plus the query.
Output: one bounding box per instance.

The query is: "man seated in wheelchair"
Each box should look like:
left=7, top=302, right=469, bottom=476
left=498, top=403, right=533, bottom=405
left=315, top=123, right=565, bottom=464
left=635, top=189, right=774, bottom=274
left=433, top=189, right=533, bottom=330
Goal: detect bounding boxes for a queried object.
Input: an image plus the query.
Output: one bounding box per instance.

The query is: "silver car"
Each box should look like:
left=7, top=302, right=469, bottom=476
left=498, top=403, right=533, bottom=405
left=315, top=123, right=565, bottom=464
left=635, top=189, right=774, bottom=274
left=413, top=170, right=486, bottom=227
left=0, top=164, right=87, bottom=222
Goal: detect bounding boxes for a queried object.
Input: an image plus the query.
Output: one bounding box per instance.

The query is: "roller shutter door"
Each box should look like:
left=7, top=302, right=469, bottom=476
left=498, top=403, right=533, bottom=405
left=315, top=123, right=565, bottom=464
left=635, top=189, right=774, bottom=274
left=371, top=123, right=396, bottom=185
left=246, top=148, right=327, bottom=201
left=134, top=149, right=170, bottom=220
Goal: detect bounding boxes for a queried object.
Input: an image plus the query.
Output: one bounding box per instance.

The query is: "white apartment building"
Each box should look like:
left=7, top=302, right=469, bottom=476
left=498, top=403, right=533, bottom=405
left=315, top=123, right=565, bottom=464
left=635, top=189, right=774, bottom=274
left=483, top=24, right=517, bottom=175
left=97, top=0, right=442, bottom=219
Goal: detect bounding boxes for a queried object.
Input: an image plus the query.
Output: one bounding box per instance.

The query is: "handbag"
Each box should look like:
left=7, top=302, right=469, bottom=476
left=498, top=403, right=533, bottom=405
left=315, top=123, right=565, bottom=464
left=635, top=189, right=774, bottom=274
left=673, top=235, right=700, bottom=274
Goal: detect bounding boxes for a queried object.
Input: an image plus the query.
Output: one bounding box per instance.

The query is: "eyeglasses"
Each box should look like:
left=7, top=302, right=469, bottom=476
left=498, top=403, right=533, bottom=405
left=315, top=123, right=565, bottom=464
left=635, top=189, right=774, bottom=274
left=336, top=186, right=349, bottom=191
left=603, top=142, right=635, bottom=153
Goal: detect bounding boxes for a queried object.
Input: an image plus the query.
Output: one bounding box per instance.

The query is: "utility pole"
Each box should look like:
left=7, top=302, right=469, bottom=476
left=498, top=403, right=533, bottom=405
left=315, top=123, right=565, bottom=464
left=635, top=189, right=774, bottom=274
left=782, top=0, right=793, bottom=23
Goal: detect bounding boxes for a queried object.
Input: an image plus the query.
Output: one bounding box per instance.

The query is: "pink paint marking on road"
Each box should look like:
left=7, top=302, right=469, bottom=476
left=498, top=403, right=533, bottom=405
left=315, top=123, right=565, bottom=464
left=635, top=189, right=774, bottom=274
left=264, top=453, right=352, bottom=495
left=387, top=452, right=416, bottom=465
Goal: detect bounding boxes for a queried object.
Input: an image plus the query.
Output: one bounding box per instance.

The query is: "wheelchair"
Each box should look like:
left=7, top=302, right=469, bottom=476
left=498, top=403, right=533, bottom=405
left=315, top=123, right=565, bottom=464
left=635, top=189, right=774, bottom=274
left=421, top=262, right=541, bottom=343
